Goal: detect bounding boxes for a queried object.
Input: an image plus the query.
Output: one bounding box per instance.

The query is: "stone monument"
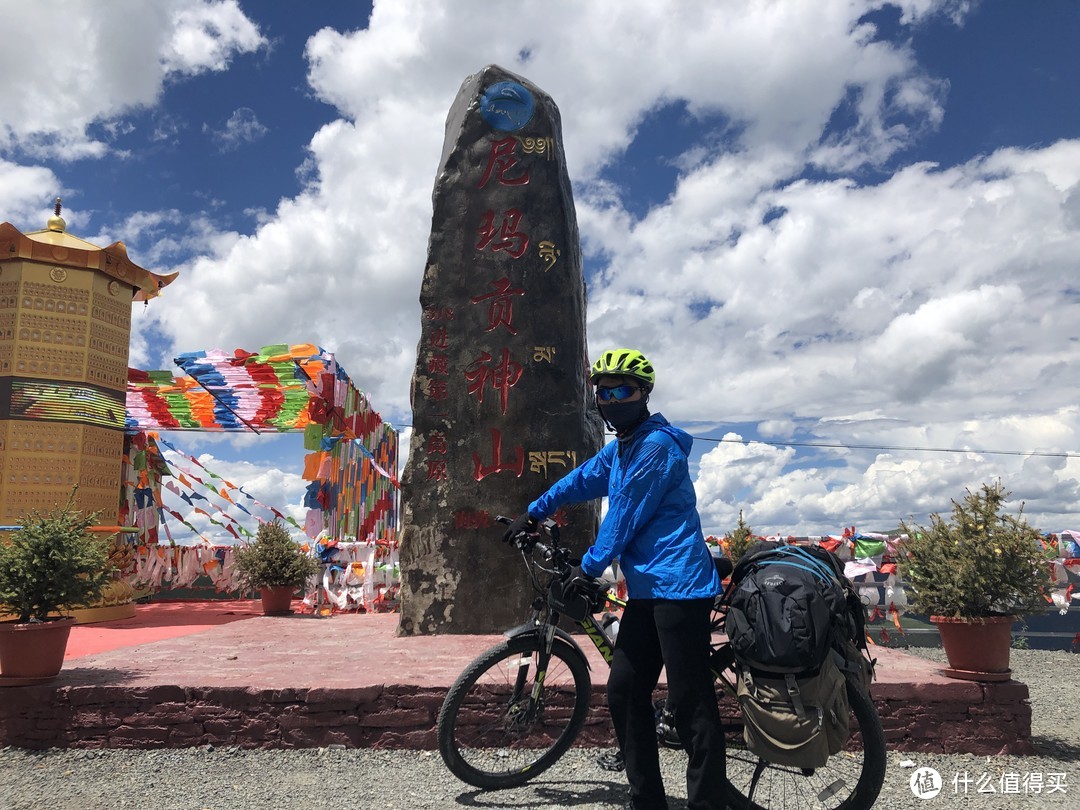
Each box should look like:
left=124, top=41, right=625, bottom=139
left=397, top=65, right=605, bottom=635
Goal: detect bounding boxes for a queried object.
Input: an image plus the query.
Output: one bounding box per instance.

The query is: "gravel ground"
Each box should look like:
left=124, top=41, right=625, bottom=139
left=1, top=648, right=1077, bottom=810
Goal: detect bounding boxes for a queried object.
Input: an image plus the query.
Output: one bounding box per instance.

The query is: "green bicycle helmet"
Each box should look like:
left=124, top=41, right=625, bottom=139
left=590, top=348, right=656, bottom=389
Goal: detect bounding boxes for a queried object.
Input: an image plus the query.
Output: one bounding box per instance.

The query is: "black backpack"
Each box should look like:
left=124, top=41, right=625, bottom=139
left=724, top=543, right=875, bottom=768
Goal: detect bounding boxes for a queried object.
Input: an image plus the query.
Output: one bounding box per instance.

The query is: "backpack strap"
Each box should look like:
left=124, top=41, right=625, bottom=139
left=756, top=558, right=833, bottom=584
left=769, top=545, right=840, bottom=583
left=744, top=667, right=809, bottom=721
left=785, top=673, right=807, bottom=720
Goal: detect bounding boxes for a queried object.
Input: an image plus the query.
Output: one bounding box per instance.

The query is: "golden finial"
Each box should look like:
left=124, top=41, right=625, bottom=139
left=47, top=197, right=66, bottom=232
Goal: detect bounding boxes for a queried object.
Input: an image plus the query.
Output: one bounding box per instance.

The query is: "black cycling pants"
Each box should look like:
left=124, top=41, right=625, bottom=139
left=608, top=597, right=726, bottom=810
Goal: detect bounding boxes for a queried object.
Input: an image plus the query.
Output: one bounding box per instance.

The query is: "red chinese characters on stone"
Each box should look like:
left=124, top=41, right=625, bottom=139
left=428, top=354, right=449, bottom=375
left=473, top=427, right=525, bottom=481
left=464, top=348, right=522, bottom=415
left=476, top=208, right=529, bottom=259
left=425, top=459, right=448, bottom=481
left=454, top=510, right=494, bottom=530
left=424, top=306, right=455, bottom=321
left=426, top=431, right=448, bottom=455
left=429, top=326, right=449, bottom=350
left=470, top=277, right=525, bottom=335
left=477, top=137, right=530, bottom=189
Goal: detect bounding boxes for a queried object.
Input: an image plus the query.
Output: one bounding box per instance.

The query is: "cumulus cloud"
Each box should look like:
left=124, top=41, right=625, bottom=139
left=160, top=0, right=265, bottom=75
left=5, top=0, right=1080, bottom=534
left=149, top=1, right=1080, bottom=531
left=0, top=0, right=264, bottom=160
left=205, top=107, right=269, bottom=151
left=0, top=160, right=62, bottom=225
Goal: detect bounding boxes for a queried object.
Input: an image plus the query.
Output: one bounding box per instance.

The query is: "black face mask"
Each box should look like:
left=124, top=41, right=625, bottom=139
left=599, top=399, right=649, bottom=433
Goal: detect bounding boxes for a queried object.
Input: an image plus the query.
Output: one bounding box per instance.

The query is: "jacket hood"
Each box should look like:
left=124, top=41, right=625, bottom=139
left=632, top=413, right=694, bottom=455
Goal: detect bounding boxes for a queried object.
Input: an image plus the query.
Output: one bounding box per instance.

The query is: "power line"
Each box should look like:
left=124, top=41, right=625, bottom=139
left=691, top=434, right=1080, bottom=459
left=394, top=422, right=1078, bottom=459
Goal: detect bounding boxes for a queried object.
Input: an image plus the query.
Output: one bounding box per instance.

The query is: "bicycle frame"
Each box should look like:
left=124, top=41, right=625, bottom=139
left=509, top=580, right=740, bottom=715
left=533, top=581, right=738, bottom=695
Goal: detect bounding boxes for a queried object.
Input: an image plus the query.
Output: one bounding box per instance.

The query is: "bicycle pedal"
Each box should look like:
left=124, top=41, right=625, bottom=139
left=596, top=750, right=625, bottom=772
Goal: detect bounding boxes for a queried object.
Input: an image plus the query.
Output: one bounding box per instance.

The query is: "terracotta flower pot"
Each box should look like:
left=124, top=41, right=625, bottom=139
left=0, top=617, right=76, bottom=684
left=259, top=585, right=296, bottom=616
left=930, top=615, right=1015, bottom=682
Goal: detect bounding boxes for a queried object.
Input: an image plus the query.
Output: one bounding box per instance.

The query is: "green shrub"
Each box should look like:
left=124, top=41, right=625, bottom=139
left=897, top=481, right=1051, bottom=619
left=0, top=489, right=112, bottom=623
left=724, top=510, right=756, bottom=563
left=233, top=520, right=320, bottom=590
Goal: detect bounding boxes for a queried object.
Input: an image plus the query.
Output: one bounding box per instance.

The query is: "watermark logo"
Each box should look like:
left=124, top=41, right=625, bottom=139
left=910, top=766, right=943, bottom=799
left=902, top=762, right=1069, bottom=799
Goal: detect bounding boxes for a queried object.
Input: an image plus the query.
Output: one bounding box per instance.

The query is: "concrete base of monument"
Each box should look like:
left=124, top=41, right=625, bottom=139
left=0, top=607, right=1033, bottom=755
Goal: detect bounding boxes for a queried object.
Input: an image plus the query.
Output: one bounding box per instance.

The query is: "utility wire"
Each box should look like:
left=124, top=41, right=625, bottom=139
left=392, top=423, right=1078, bottom=460
left=689, top=434, right=1079, bottom=459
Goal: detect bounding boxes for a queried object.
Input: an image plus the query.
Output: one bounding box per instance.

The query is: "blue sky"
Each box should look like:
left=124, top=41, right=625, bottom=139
left=3, top=0, right=1079, bottom=538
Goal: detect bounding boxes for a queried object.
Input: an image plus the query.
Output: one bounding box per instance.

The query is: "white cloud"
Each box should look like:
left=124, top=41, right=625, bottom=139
left=147, top=0, right=1080, bottom=531
left=8, top=0, right=1080, bottom=534
left=0, top=160, right=62, bottom=225
left=695, top=424, right=1080, bottom=537
left=138, top=0, right=964, bottom=412
left=161, top=0, right=265, bottom=75
left=0, top=0, right=264, bottom=159
left=206, top=107, right=269, bottom=152
left=855, top=284, right=1024, bottom=402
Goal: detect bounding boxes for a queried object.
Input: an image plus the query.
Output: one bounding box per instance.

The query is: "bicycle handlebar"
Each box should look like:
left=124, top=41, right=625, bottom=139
left=496, top=514, right=570, bottom=573
left=496, top=515, right=618, bottom=618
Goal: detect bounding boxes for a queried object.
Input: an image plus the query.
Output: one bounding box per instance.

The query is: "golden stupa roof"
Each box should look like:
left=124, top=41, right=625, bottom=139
left=0, top=199, right=178, bottom=302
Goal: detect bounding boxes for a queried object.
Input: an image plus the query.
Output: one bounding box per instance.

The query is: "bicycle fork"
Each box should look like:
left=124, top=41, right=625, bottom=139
left=510, top=621, right=559, bottom=725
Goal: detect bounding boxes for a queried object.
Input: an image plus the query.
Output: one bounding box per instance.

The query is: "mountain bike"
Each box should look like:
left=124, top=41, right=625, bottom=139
left=436, top=516, right=886, bottom=810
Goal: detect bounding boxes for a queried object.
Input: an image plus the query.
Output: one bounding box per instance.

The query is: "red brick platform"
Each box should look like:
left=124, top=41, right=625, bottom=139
left=0, top=603, right=1033, bottom=755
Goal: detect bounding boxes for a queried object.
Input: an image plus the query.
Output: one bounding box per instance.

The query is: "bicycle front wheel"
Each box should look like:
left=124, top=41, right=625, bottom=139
left=723, top=681, right=886, bottom=810
left=437, top=634, right=592, bottom=789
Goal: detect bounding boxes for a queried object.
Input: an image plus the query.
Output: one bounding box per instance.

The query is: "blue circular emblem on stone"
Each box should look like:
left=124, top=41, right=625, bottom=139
left=479, top=81, right=534, bottom=131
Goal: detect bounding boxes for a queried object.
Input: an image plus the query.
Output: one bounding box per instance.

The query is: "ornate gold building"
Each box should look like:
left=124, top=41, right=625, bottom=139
left=0, top=201, right=176, bottom=525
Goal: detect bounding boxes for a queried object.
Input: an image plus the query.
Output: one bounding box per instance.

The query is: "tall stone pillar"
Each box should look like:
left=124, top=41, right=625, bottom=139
left=0, top=202, right=176, bottom=524
left=397, top=65, right=604, bottom=635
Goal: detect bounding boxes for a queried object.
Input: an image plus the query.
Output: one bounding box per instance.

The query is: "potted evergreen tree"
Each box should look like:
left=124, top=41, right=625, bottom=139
left=0, top=490, right=112, bottom=683
left=233, top=520, right=320, bottom=615
left=723, top=510, right=756, bottom=564
left=897, top=481, right=1051, bottom=680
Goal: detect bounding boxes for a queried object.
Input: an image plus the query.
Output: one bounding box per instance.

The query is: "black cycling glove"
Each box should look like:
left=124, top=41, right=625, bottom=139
left=502, top=512, right=536, bottom=544
left=564, top=564, right=595, bottom=598
left=567, top=564, right=593, bottom=583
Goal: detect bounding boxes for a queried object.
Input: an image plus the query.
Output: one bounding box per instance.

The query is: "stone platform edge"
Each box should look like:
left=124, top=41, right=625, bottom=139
left=0, top=678, right=1032, bottom=756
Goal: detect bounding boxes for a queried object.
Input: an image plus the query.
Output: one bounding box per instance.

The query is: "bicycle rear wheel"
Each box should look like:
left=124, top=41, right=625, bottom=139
left=722, top=680, right=886, bottom=810
left=437, top=635, right=592, bottom=789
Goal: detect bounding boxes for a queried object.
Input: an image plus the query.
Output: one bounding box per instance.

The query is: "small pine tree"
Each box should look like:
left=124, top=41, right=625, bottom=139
left=233, top=520, right=320, bottom=591
left=0, top=489, right=112, bottom=623
left=898, top=481, right=1051, bottom=619
left=724, top=510, right=756, bottom=563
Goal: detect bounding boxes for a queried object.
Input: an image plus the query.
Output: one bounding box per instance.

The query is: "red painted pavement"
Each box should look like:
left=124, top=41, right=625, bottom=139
left=65, top=600, right=264, bottom=659
left=59, top=601, right=947, bottom=691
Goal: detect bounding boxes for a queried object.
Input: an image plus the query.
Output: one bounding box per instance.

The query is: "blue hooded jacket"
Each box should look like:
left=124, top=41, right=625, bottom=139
left=528, top=413, right=720, bottom=600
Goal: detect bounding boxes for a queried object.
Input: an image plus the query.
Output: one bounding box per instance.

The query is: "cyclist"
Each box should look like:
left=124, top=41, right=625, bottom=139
left=503, top=348, right=725, bottom=810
